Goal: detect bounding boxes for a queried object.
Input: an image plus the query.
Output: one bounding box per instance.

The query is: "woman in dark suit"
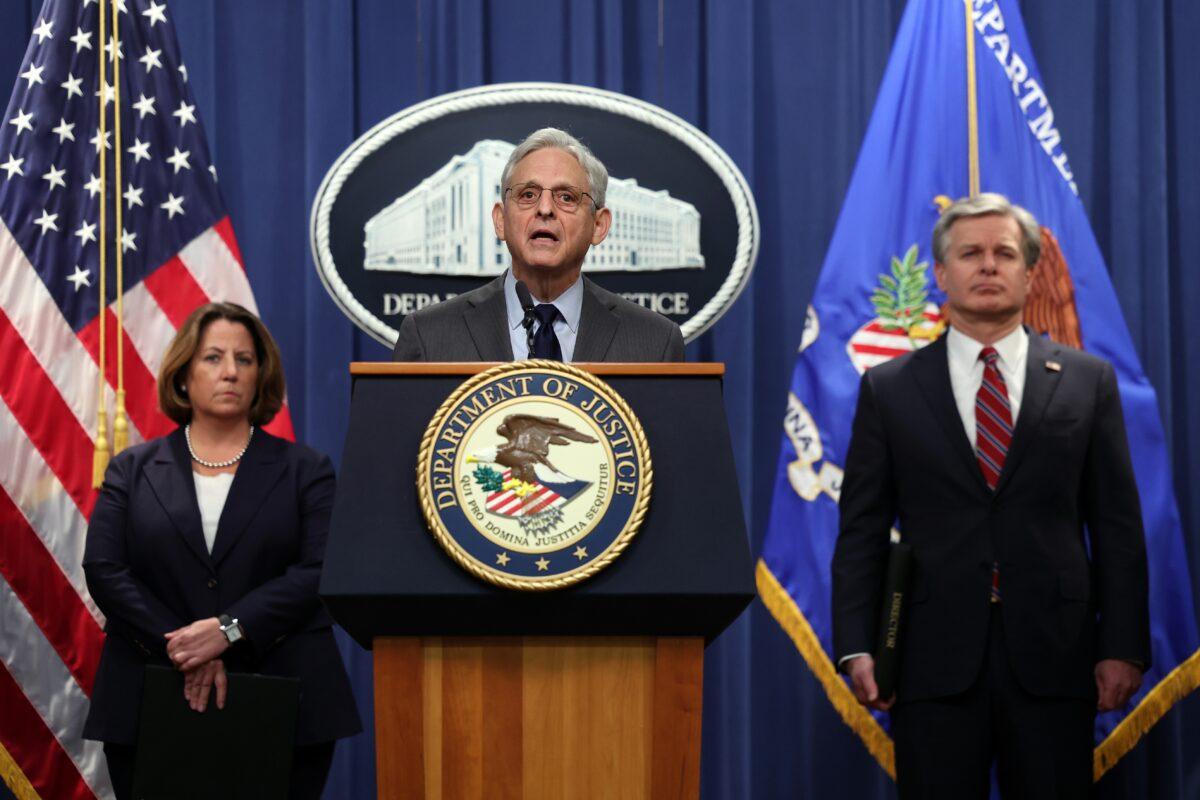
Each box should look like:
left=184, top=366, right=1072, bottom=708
left=83, top=302, right=361, bottom=800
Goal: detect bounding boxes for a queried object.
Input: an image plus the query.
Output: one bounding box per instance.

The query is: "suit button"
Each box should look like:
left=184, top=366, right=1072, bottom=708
left=207, top=578, right=218, bottom=589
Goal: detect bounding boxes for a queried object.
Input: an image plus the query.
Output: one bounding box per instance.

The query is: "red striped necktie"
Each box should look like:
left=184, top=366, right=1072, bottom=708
left=975, top=346, right=1012, bottom=603
left=975, top=346, right=1013, bottom=490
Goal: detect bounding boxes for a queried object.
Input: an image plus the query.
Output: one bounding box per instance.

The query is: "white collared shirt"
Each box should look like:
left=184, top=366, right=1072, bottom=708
left=504, top=269, right=584, bottom=362
left=946, top=325, right=1028, bottom=446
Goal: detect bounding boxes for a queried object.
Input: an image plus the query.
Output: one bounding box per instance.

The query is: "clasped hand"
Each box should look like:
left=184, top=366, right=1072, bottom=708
left=165, top=618, right=230, bottom=712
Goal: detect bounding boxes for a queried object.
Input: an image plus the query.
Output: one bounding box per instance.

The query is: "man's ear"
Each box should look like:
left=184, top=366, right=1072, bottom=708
left=933, top=261, right=947, bottom=292
left=591, top=207, right=613, bottom=245
left=492, top=202, right=506, bottom=241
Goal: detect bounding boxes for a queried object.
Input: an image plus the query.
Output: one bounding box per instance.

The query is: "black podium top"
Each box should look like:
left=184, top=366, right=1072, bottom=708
left=320, top=363, right=754, bottom=647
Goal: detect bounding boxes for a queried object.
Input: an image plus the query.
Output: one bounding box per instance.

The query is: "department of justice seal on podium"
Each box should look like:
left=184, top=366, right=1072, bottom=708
left=417, top=361, right=652, bottom=590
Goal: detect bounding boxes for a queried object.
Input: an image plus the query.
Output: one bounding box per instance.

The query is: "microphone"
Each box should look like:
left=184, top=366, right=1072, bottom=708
left=514, top=280, right=537, bottom=357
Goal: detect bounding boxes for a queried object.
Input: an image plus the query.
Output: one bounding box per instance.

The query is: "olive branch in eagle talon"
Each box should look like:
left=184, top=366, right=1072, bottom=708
left=468, top=414, right=599, bottom=490
left=471, top=465, right=505, bottom=492
left=871, top=244, right=931, bottom=336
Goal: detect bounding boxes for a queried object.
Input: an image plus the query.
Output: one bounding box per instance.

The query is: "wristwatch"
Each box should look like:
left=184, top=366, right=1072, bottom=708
left=217, top=614, right=244, bottom=645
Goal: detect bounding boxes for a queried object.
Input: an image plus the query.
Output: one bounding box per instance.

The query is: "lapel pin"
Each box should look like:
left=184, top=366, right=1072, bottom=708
left=1045, top=360, right=1061, bottom=372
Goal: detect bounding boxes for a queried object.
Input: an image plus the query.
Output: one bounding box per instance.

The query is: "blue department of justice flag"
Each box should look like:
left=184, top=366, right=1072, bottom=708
left=757, top=0, right=1199, bottom=780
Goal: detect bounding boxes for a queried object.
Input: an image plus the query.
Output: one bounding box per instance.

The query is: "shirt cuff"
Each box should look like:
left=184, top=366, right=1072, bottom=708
left=838, top=652, right=870, bottom=672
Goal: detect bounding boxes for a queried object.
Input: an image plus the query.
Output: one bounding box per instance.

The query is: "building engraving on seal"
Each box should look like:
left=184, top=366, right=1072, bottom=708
left=364, top=140, right=704, bottom=276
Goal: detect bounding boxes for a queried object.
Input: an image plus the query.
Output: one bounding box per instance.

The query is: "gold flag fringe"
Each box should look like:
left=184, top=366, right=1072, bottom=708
left=758, top=558, right=1200, bottom=783
left=755, top=559, right=896, bottom=779
left=1093, top=647, right=1200, bottom=780
left=0, top=739, right=41, bottom=800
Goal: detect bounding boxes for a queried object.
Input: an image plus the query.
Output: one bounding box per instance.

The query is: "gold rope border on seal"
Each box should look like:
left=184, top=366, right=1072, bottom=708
left=416, top=359, right=653, bottom=591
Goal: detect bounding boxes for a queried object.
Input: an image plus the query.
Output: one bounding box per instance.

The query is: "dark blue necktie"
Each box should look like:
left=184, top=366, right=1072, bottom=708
left=531, top=304, right=563, bottom=360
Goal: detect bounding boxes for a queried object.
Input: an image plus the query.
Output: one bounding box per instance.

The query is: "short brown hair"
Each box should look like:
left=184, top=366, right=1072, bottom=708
left=158, top=302, right=285, bottom=426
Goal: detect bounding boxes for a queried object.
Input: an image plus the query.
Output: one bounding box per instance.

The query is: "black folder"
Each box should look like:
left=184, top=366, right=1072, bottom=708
left=873, top=541, right=914, bottom=700
left=132, top=665, right=300, bottom=800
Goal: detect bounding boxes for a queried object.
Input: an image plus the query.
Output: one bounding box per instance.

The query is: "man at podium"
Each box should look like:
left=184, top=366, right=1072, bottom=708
left=392, top=127, right=685, bottom=363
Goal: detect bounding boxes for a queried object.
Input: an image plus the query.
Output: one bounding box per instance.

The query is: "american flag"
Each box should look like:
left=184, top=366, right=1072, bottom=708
left=0, top=1, right=292, bottom=797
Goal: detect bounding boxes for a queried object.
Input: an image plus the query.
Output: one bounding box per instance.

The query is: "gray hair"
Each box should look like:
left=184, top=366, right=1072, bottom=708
left=932, top=192, right=1042, bottom=267
left=500, top=127, right=610, bottom=209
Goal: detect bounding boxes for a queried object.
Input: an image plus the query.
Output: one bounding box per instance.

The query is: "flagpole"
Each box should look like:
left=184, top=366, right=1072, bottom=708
left=964, top=0, right=981, bottom=197
left=111, top=0, right=129, bottom=454
left=92, top=0, right=110, bottom=488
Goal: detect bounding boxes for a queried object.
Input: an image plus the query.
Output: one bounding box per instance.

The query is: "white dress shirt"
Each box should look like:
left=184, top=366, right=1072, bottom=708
left=193, top=471, right=234, bottom=554
left=945, top=324, right=1028, bottom=446
left=504, top=269, right=584, bottom=362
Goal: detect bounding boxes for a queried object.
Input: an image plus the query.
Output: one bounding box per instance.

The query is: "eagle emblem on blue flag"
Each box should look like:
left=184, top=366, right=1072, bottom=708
left=759, top=0, right=1197, bottom=784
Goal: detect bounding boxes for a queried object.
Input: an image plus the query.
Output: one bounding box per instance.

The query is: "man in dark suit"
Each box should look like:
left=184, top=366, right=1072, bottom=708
left=831, top=193, right=1150, bottom=798
left=392, top=127, right=685, bottom=362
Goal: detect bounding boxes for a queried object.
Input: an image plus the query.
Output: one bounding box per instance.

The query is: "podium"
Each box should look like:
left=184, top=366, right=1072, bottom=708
left=322, top=363, right=754, bottom=799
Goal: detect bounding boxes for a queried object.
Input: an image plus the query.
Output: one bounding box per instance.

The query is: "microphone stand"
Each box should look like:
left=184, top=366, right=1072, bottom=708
left=514, top=280, right=537, bottom=358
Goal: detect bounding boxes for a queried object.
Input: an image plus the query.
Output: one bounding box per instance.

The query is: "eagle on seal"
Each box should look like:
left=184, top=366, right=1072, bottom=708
left=470, top=414, right=598, bottom=486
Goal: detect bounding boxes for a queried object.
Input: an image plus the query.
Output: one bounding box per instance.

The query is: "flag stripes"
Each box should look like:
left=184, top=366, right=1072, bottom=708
left=142, top=256, right=210, bottom=327
left=0, top=221, right=116, bottom=443
left=0, top=395, right=101, bottom=625
left=0, top=661, right=93, bottom=800
left=0, top=485, right=103, bottom=694
left=0, top=576, right=111, bottom=798
left=0, top=307, right=100, bottom=519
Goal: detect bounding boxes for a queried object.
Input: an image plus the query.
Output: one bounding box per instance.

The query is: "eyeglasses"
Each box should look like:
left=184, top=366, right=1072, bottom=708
left=504, top=183, right=597, bottom=213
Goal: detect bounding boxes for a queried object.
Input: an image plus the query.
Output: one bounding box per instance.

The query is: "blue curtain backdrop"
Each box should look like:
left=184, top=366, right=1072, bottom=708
left=3, top=1, right=1197, bottom=797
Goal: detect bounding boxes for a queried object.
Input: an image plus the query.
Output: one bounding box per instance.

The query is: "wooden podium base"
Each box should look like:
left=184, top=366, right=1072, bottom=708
left=374, top=637, right=703, bottom=799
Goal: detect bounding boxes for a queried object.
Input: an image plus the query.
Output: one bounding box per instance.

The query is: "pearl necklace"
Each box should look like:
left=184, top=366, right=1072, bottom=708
left=185, top=424, right=254, bottom=469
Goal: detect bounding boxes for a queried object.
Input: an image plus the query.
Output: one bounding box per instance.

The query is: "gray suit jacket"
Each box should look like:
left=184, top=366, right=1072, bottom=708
left=391, top=274, right=686, bottom=362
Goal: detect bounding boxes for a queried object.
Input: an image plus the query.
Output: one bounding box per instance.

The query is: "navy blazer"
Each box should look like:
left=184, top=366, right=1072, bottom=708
left=832, top=330, right=1150, bottom=702
left=82, top=428, right=361, bottom=746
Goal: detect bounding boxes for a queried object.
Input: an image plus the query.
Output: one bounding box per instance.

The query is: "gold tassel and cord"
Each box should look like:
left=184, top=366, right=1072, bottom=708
left=111, top=0, right=129, bottom=453
left=91, top=0, right=129, bottom=487
left=91, top=0, right=110, bottom=488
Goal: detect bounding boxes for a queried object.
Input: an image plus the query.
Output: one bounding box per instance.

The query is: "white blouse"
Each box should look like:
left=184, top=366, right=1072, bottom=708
left=193, top=471, right=235, bottom=553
